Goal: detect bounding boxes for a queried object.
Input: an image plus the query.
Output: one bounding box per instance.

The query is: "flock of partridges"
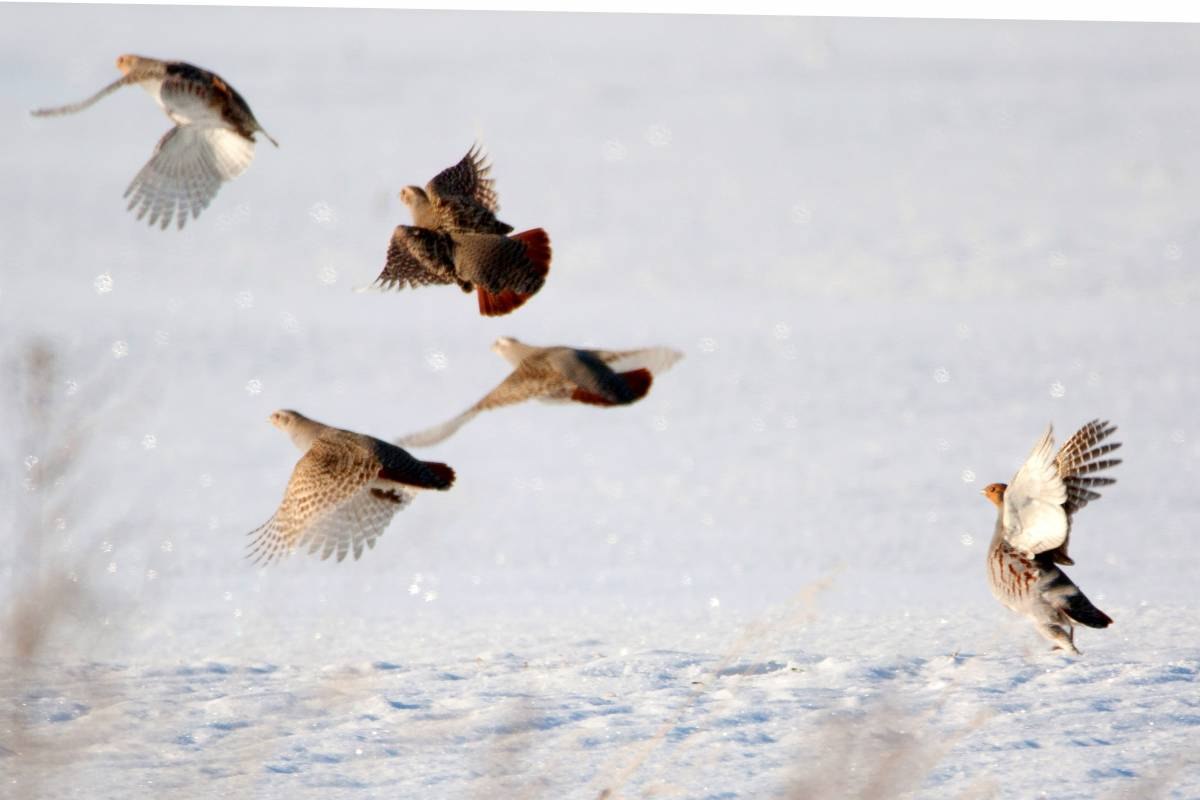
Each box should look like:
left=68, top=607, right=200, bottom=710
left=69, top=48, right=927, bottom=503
left=32, top=54, right=1124, bottom=656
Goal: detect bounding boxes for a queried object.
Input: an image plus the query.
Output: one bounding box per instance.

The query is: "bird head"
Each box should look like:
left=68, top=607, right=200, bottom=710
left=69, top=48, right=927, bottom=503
left=491, top=336, right=532, bottom=367
left=269, top=409, right=303, bottom=431
left=399, top=186, right=428, bottom=208
left=269, top=409, right=320, bottom=449
left=116, top=54, right=145, bottom=75
left=981, top=482, right=1007, bottom=508
left=491, top=336, right=518, bottom=354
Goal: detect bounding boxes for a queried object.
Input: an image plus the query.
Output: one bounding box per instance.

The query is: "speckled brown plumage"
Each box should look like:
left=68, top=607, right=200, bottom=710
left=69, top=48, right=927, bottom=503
left=371, top=146, right=551, bottom=315
left=247, top=410, right=454, bottom=566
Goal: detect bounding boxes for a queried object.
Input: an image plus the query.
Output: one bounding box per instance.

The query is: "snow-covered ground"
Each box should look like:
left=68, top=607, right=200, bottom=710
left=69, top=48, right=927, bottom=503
left=2, top=7, right=1199, bottom=798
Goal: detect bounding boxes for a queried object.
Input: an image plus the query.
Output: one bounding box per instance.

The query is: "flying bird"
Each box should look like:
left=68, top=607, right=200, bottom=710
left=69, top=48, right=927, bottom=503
left=396, top=337, right=684, bottom=447
left=399, top=144, right=513, bottom=235
left=982, top=419, right=1121, bottom=654
left=31, top=54, right=277, bottom=230
left=247, top=410, right=454, bottom=566
left=370, top=146, right=551, bottom=316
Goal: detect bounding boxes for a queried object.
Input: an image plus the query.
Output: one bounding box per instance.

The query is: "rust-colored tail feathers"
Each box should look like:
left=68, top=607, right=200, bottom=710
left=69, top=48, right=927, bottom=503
left=476, top=228, right=552, bottom=317
left=571, top=368, right=653, bottom=406
left=512, top=227, right=552, bottom=276
left=477, top=288, right=530, bottom=316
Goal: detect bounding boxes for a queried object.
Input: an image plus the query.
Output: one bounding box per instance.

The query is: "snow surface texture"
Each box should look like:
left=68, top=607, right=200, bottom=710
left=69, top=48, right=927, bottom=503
left=2, top=8, right=1199, bottom=799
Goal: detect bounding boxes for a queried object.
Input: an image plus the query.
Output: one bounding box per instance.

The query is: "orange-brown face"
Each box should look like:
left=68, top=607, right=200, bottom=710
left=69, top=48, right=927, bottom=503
left=981, top=482, right=1007, bottom=507
left=116, top=54, right=137, bottom=75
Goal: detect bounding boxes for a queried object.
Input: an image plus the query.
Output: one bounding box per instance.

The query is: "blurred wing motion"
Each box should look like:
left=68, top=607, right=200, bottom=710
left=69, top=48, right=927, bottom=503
left=30, top=75, right=135, bottom=117
left=125, top=126, right=256, bottom=230
left=397, top=344, right=684, bottom=447
left=599, top=346, right=686, bottom=376
left=395, top=366, right=551, bottom=448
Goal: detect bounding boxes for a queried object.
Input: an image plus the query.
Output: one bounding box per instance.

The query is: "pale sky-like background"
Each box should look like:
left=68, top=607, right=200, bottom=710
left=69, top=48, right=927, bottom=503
left=2, top=8, right=1198, bottom=798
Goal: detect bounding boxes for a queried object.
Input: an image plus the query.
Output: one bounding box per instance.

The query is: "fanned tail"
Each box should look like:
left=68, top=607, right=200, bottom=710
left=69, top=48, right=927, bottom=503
left=474, top=227, right=552, bottom=317
left=477, top=287, right=529, bottom=316
left=511, top=228, right=551, bottom=278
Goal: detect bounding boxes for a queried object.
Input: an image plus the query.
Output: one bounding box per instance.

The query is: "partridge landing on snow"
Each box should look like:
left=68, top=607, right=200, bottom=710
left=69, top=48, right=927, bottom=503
left=247, top=410, right=454, bottom=565
left=370, top=146, right=552, bottom=316
left=31, top=54, right=277, bottom=230
left=396, top=337, right=684, bottom=447
left=982, top=419, right=1121, bottom=654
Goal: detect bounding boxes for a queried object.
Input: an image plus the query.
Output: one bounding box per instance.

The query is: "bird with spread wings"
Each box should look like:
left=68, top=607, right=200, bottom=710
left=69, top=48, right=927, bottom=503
left=31, top=54, right=277, bottom=230
left=247, top=410, right=455, bottom=566
left=982, top=419, right=1122, bottom=654
left=396, top=337, right=684, bottom=448
left=370, top=146, right=552, bottom=316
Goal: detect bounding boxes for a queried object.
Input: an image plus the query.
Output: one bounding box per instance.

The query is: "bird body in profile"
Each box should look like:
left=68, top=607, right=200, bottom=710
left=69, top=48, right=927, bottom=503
left=31, top=54, right=277, bottom=230
left=247, top=410, right=454, bottom=566
left=982, top=419, right=1121, bottom=654
left=371, top=146, right=551, bottom=316
left=396, top=337, right=684, bottom=447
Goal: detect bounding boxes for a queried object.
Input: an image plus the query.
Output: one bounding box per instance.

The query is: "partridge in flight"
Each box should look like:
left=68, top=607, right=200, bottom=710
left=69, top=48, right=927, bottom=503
left=982, top=419, right=1121, bottom=654
left=247, top=410, right=454, bottom=566
left=31, top=54, right=277, bottom=230
left=396, top=337, right=684, bottom=447
left=371, top=146, right=552, bottom=316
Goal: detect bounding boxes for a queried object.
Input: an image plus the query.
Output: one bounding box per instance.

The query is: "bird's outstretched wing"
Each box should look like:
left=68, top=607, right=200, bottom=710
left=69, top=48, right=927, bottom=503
left=429, top=144, right=500, bottom=212
left=124, top=125, right=255, bottom=230
left=370, top=226, right=458, bottom=291
left=1046, top=419, right=1122, bottom=564
left=247, top=437, right=404, bottom=566
left=1002, top=425, right=1069, bottom=556
left=396, top=362, right=558, bottom=447
left=427, top=145, right=512, bottom=233
left=30, top=75, right=136, bottom=117
left=597, top=346, right=686, bottom=377
left=394, top=408, right=482, bottom=449
left=1056, top=419, right=1122, bottom=519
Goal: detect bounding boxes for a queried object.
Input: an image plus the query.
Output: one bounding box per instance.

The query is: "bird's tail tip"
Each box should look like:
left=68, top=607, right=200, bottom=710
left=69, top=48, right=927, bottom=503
left=511, top=228, right=552, bottom=278
left=477, top=287, right=531, bottom=317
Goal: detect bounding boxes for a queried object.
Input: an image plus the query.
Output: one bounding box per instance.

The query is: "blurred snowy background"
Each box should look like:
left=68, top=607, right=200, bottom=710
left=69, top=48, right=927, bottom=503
left=1, top=7, right=1199, bottom=798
